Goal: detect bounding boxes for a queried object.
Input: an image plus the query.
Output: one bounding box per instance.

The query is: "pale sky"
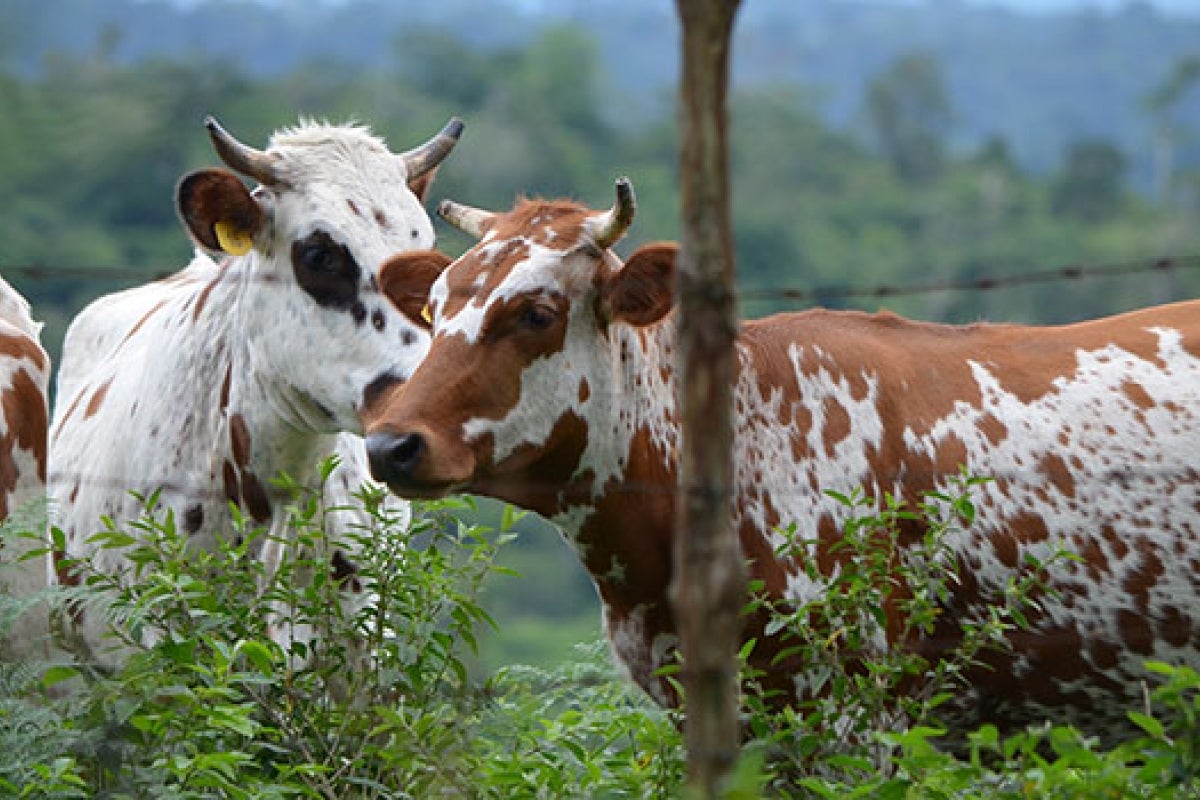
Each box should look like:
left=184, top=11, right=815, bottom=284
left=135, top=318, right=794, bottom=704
left=953, top=0, right=1197, bottom=12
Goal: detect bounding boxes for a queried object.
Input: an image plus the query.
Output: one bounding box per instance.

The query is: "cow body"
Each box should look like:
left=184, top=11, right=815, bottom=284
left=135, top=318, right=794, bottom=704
left=50, top=117, right=460, bottom=669
left=365, top=181, right=1200, bottom=743
left=0, top=276, right=50, bottom=660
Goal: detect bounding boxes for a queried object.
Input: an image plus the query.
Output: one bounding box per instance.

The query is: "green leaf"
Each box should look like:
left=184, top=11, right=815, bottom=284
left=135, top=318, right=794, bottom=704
left=1128, top=711, right=1165, bottom=739
left=40, top=664, right=80, bottom=690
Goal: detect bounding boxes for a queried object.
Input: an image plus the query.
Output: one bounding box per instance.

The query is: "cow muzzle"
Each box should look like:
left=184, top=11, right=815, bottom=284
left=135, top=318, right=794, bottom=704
left=366, top=429, right=450, bottom=499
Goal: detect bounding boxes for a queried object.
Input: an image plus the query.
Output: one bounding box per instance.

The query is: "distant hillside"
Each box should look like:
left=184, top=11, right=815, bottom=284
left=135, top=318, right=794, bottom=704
left=3, top=0, right=1198, bottom=186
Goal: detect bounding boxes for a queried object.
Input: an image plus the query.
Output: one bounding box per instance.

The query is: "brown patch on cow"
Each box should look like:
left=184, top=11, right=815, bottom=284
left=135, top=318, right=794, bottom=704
left=0, top=331, right=47, bottom=373
left=230, top=413, right=251, bottom=468
left=222, top=461, right=239, bottom=505
left=1159, top=606, right=1191, bottom=647
left=483, top=411, right=594, bottom=518
left=1074, top=535, right=1113, bottom=582
left=1121, top=380, right=1154, bottom=410
left=240, top=471, right=271, bottom=523
left=1088, top=638, right=1120, bottom=671
left=992, top=535, right=1019, bottom=569
left=192, top=274, right=223, bottom=322
left=578, top=377, right=590, bottom=404
left=1101, top=524, right=1129, bottom=560
left=981, top=308, right=1180, bottom=403
left=52, top=386, right=87, bottom=442
left=0, top=368, right=48, bottom=489
left=219, top=365, right=233, bottom=414
left=1117, top=608, right=1155, bottom=655
left=821, top=397, right=850, bottom=458
left=1123, top=546, right=1164, bottom=610
left=492, top=199, right=587, bottom=249
left=1040, top=453, right=1075, bottom=498
left=1012, top=511, right=1050, bottom=544
left=978, top=413, right=1008, bottom=446
left=84, top=378, right=112, bottom=420
left=119, top=299, right=169, bottom=349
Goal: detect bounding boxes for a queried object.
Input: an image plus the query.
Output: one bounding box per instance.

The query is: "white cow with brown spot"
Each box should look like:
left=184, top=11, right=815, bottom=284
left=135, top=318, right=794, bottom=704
left=50, top=116, right=461, bottom=670
left=0, top=276, right=50, bottom=661
left=364, top=178, right=1200, bottom=745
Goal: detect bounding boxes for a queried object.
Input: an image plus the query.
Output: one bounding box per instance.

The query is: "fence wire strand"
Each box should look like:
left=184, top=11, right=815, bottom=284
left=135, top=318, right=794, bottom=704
left=3, top=253, right=1200, bottom=307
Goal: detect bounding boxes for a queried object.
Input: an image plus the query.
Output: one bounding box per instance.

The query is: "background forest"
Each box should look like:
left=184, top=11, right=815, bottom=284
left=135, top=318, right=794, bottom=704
left=2, top=0, right=1199, bottom=671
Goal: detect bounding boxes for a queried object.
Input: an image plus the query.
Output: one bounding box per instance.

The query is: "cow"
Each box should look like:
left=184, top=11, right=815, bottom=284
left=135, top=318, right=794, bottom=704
left=363, top=177, right=1200, bottom=745
left=0, top=275, right=50, bottom=661
left=49, top=115, right=462, bottom=671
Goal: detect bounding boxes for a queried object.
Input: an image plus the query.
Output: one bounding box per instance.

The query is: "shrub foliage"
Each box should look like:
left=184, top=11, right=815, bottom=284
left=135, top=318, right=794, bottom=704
left=0, top=469, right=1196, bottom=797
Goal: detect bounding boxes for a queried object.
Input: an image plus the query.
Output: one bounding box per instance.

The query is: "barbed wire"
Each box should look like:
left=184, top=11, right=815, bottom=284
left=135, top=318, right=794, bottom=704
left=737, top=255, right=1200, bottom=304
left=3, top=253, right=1199, bottom=308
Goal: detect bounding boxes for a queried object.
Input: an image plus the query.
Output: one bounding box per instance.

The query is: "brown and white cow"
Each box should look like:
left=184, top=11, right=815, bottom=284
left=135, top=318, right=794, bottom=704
left=49, top=116, right=461, bottom=669
left=0, top=275, right=50, bottom=661
left=365, top=178, right=1200, bottom=743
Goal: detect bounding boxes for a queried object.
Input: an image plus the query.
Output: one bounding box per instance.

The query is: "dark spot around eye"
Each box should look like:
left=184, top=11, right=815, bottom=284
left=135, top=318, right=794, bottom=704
left=374, top=209, right=390, bottom=230
left=352, top=301, right=367, bottom=326
left=292, top=230, right=361, bottom=310
left=372, top=309, right=386, bottom=331
left=401, top=330, right=417, bottom=346
left=410, top=228, right=420, bottom=239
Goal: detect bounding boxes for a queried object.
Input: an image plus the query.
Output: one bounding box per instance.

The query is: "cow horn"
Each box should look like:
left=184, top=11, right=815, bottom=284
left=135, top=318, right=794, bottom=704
left=437, top=198, right=494, bottom=240
left=589, top=177, right=636, bottom=249
left=204, top=115, right=283, bottom=188
left=400, top=117, right=465, bottom=180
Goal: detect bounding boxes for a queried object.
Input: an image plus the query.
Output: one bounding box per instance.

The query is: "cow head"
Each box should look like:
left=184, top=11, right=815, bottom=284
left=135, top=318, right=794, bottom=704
left=175, top=115, right=463, bottom=433
left=365, top=178, right=677, bottom=508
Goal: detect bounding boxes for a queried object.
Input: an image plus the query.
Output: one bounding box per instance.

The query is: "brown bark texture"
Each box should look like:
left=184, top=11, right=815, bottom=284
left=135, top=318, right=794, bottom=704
left=671, top=0, right=746, bottom=796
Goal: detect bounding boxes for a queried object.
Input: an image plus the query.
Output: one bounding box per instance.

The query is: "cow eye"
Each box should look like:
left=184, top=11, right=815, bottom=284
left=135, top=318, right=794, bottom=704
left=520, top=303, right=557, bottom=330
left=300, top=242, right=338, bottom=273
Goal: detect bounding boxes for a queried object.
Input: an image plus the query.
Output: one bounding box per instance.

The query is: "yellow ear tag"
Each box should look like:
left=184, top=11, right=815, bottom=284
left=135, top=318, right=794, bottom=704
left=214, top=221, right=254, bottom=256
left=421, top=304, right=432, bottom=324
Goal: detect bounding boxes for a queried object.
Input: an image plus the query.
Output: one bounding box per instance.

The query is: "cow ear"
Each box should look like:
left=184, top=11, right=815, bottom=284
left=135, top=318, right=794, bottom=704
left=379, top=250, right=453, bottom=329
left=598, top=242, right=677, bottom=327
left=176, top=169, right=266, bottom=255
left=407, top=165, right=440, bottom=203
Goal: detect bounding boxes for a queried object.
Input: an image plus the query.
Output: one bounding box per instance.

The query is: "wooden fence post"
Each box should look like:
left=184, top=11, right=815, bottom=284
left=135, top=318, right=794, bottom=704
left=671, top=0, right=746, bottom=796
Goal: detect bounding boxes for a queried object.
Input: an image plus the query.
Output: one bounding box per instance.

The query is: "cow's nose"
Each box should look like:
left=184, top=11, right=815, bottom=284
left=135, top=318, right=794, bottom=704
left=366, top=430, right=425, bottom=485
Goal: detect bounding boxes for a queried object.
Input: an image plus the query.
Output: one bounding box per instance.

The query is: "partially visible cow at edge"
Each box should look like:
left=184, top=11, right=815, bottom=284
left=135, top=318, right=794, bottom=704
left=50, top=115, right=462, bottom=670
left=364, top=177, right=1200, bottom=744
left=0, top=276, right=50, bottom=661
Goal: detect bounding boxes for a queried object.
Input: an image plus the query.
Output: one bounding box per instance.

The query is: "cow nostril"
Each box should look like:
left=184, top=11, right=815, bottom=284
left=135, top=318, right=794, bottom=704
left=390, top=432, right=424, bottom=470
left=366, top=430, right=425, bottom=483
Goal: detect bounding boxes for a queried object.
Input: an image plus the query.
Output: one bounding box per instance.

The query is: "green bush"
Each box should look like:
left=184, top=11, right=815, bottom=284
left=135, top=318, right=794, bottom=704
left=0, top=470, right=1197, bottom=797
left=1, top=469, right=680, bottom=798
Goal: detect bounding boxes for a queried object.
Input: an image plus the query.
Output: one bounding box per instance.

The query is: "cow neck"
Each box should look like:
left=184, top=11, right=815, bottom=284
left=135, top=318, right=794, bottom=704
left=207, top=256, right=338, bottom=500
left=550, top=318, right=681, bottom=631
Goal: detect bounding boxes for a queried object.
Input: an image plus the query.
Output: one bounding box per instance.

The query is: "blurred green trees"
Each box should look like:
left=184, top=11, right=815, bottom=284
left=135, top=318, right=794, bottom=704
left=2, top=23, right=1198, bottom=364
